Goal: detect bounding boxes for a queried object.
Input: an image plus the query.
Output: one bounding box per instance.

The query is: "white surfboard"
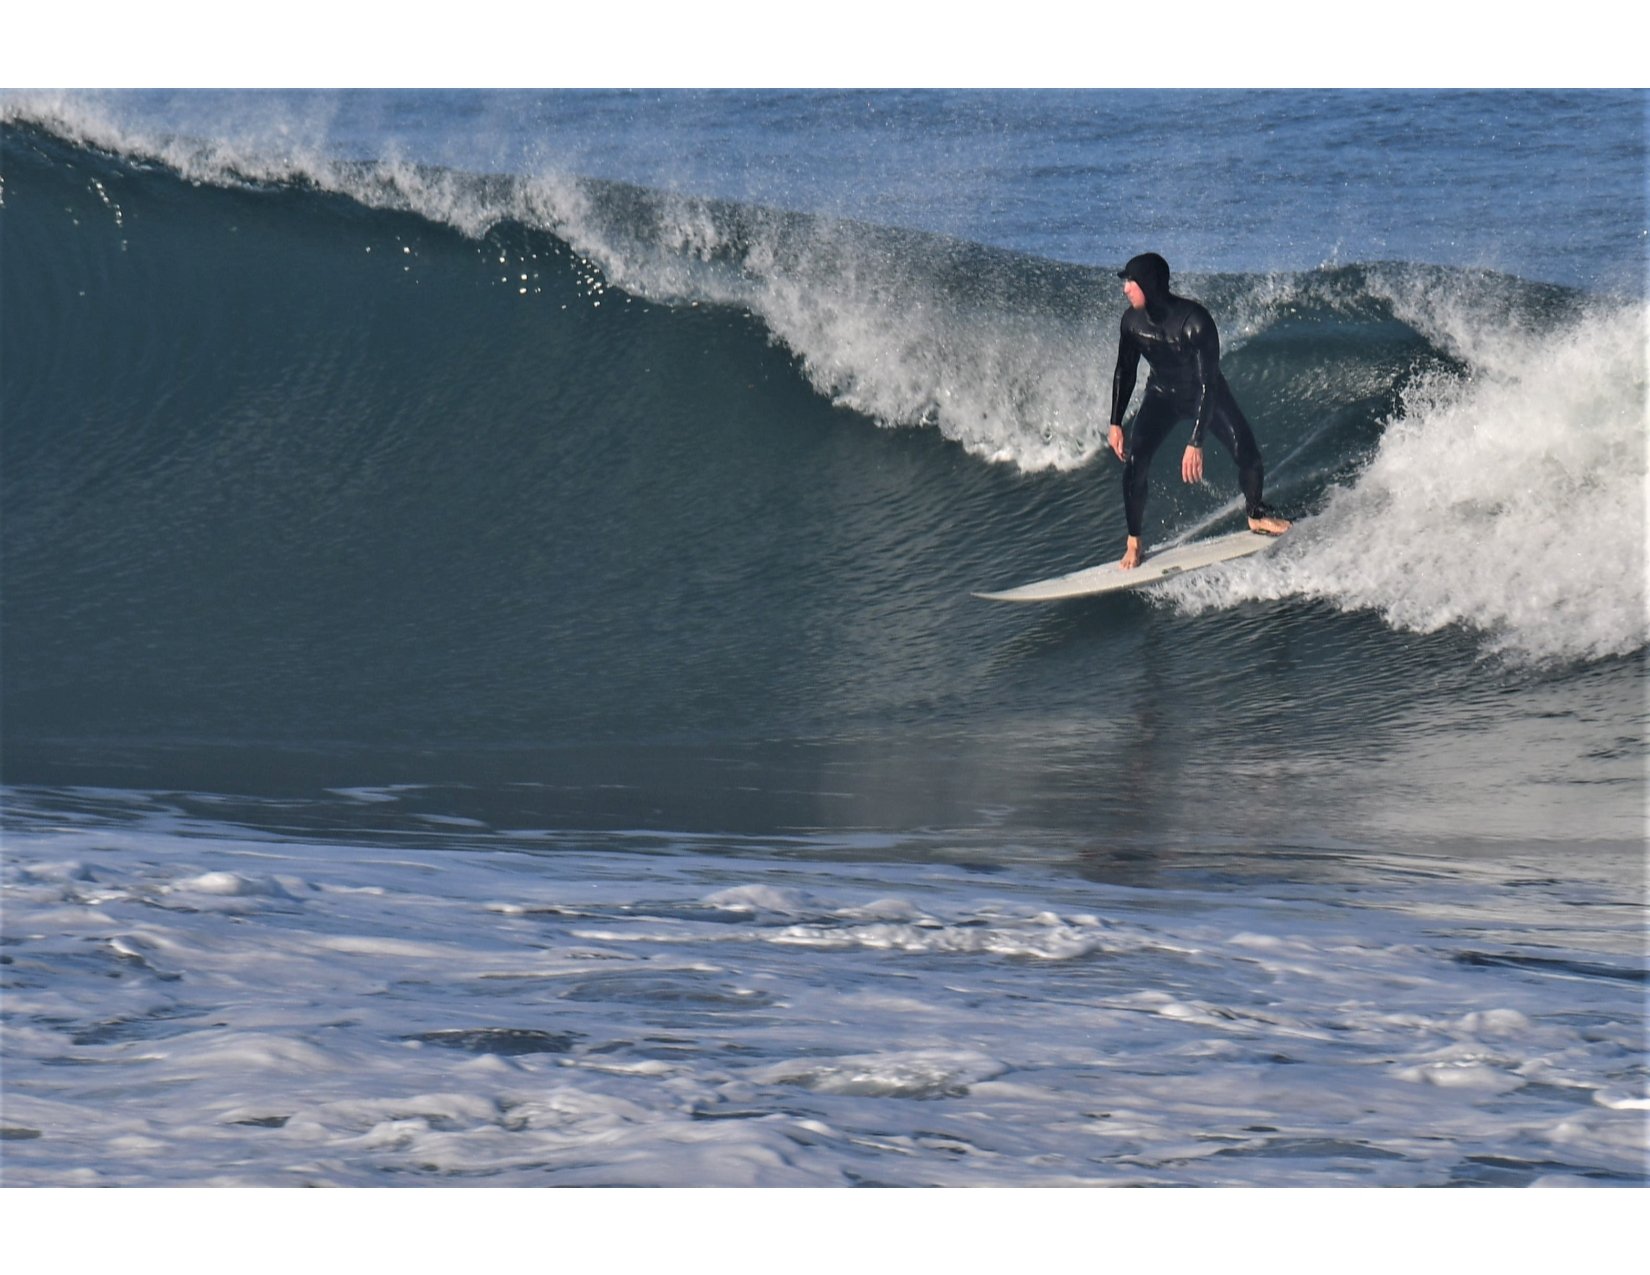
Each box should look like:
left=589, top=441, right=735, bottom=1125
left=974, top=530, right=1279, bottom=602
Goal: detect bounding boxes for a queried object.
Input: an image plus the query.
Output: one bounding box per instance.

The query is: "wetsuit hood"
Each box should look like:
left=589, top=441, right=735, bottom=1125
left=1118, top=252, right=1173, bottom=318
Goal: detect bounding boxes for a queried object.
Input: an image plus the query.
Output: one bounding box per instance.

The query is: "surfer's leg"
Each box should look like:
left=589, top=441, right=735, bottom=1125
left=1205, top=384, right=1290, bottom=535
left=1119, top=394, right=1179, bottom=568
left=1122, top=393, right=1178, bottom=538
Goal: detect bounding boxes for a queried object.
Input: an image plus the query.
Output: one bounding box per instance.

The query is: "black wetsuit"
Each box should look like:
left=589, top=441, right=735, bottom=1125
left=1110, top=253, right=1267, bottom=537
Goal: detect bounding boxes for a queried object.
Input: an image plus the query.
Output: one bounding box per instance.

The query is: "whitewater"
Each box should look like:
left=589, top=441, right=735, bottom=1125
left=4, top=788, right=1644, bottom=1186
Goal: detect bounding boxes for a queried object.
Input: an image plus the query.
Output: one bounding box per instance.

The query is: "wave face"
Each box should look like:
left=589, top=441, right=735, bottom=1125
left=1, top=118, right=1646, bottom=800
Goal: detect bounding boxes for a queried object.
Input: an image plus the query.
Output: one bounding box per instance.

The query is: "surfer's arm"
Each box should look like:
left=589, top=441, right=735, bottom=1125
left=1185, top=307, right=1220, bottom=448
left=1109, top=321, right=1140, bottom=459
left=1110, top=321, right=1140, bottom=429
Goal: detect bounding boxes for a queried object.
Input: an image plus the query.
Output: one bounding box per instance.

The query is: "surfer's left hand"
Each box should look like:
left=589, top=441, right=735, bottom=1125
left=1181, top=445, right=1204, bottom=483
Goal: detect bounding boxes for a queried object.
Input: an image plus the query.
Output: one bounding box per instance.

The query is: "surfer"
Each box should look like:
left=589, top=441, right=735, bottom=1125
left=1107, top=252, right=1290, bottom=569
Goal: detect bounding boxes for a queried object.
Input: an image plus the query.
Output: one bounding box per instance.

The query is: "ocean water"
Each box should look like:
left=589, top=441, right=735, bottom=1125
left=1, top=88, right=1645, bottom=1188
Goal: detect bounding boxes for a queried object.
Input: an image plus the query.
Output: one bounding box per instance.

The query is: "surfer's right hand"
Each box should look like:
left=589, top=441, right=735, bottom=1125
left=1109, top=425, right=1125, bottom=461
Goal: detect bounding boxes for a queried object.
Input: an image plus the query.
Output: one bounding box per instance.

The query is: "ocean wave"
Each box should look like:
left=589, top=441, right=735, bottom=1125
left=2, top=99, right=1519, bottom=476
left=3, top=104, right=1643, bottom=752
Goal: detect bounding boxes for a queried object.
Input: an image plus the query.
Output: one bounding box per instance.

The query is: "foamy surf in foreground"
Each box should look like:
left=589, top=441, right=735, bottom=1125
left=3, top=789, right=1643, bottom=1187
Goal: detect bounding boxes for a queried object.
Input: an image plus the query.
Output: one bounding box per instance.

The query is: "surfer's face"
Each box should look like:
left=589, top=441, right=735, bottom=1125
left=1123, top=280, right=1146, bottom=309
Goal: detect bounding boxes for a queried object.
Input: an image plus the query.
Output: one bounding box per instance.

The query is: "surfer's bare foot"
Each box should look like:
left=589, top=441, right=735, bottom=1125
left=1248, top=514, right=1291, bottom=536
left=1119, top=537, right=1143, bottom=570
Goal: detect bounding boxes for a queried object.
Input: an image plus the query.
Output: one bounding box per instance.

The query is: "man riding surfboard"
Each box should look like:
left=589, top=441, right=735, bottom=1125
left=1108, top=252, right=1291, bottom=569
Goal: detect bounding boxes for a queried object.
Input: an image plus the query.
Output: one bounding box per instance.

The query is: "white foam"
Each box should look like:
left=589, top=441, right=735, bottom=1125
left=770, top=913, right=1119, bottom=959
left=3, top=803, right=1644, bottom=1183
left=700, top=884, right=822, bottom=915
left=1391, top=1061, right=1528, bottom=1093
left=325, top=786, right=424, bottom=804
left=171, top=870, right=295, bottom=897
left=1163, top=282, right=1648, bottom=663
left=1594, top=1089, right=1650, bottom=1111
left=754, top=1049, right=1006, bottom=1098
